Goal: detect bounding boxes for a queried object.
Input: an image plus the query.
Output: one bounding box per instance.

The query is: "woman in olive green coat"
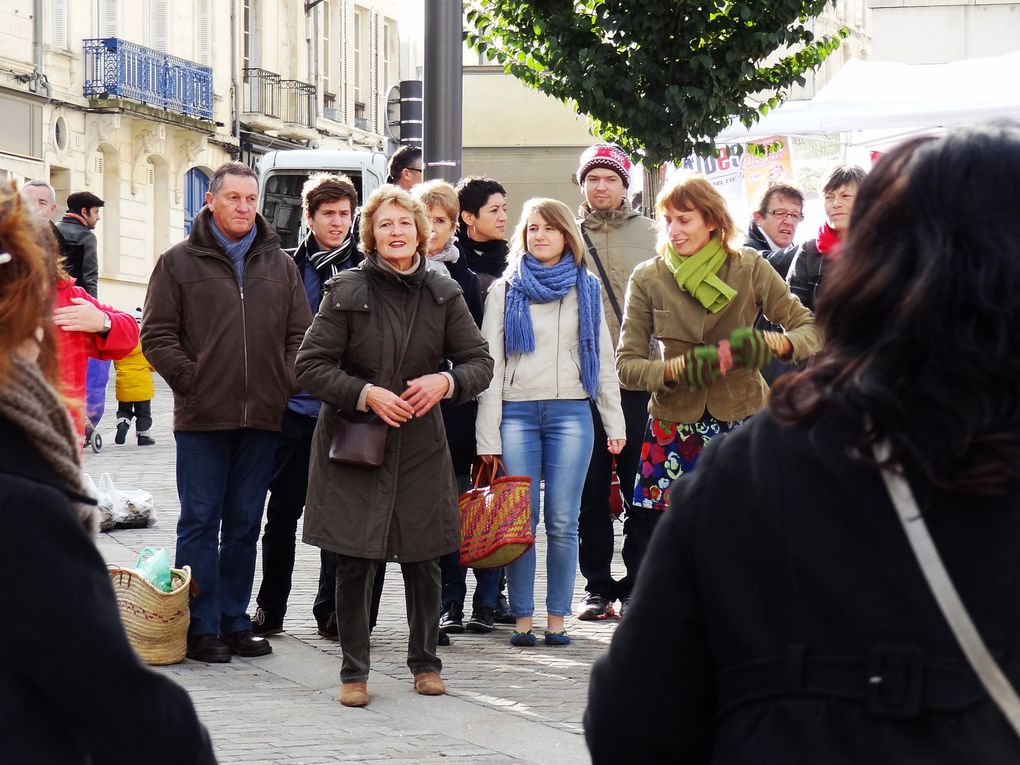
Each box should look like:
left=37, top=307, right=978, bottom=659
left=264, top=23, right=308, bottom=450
left=296, top=185, right=493, bottom=707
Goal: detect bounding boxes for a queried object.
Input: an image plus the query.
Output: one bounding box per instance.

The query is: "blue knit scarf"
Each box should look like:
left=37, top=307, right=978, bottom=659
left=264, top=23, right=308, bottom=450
left=210, top=219, right=258, bottom=284
left=505, top=252, right=602, bottom=399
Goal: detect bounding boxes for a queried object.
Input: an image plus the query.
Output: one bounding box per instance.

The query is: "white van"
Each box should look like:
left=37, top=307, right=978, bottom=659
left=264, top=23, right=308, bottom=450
left=256, top=149, right=388, bottom=250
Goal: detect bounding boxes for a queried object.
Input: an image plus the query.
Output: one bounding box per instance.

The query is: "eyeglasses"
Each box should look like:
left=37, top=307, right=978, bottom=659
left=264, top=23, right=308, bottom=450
left=766, top=208, right=803, bottom=222
left=408, top=167, right=423, bottom=175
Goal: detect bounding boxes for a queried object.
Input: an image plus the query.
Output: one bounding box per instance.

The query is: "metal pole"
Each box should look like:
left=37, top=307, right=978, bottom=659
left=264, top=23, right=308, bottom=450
left=423, top=0, right=462, bottom=183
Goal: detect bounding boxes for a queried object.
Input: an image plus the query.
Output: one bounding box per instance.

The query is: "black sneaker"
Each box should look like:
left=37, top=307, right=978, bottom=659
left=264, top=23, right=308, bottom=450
left=465, top=606, right=495, bottom=633
left=494, top=593, right=515, bottom=625
left=618, top=597, right=630, bottom=619
left=439, top=602, right=464, bottom=634
left=137, top=435, right=156, bottom=446
left=251, top=606, right=283, bottom=636
left=577, top=592, right=616, bottom=621
left=438, top=630, right=451, bottom=647
left=114, top=421, right=129, bottom=445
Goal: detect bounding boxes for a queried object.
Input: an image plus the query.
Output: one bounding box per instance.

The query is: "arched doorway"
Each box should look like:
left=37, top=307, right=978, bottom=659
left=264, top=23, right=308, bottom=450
left=184, top=167, right=210, bottom=235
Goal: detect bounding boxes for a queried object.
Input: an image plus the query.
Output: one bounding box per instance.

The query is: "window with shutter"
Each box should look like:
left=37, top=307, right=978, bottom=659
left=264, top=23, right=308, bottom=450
left=371, top=11, right=380, bottom=133
left=53, top=0, right=68, bottom=49
left=149, top=0, right=169, bottom=53
left=322, top=1, right=331, bottom=97
left=98, top=0, right=118, bottom=38
left=196, top=0, right=210, bottom=66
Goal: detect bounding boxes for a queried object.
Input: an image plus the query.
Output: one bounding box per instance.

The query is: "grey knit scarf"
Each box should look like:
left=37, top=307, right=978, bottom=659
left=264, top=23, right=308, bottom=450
left=0, top=357, right=96, bottom=533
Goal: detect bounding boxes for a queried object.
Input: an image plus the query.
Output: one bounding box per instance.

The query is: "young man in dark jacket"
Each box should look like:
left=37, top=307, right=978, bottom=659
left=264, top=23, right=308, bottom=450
left=54, top=190, right=104, bottom=298
left=141, top=162, right=312, bottom=664
left=250, top=172, right=363, bottom=639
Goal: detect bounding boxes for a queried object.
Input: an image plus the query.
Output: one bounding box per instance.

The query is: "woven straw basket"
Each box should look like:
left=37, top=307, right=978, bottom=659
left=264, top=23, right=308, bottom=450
left=459, top=460, right=533, bottom=569
left=108, top=565, right=191, bottom=665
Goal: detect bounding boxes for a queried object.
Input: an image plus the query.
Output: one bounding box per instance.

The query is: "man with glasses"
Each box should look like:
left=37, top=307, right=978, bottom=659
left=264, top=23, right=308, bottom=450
left=744, top=181, right=805, bottom=279
left=387, top=145, right=423, bottom=191
left=745, top=181, right=806, bottom=384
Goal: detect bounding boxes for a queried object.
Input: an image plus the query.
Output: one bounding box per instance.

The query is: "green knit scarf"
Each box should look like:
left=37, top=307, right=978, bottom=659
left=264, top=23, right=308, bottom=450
left=663, top=236, right=736, bottom=313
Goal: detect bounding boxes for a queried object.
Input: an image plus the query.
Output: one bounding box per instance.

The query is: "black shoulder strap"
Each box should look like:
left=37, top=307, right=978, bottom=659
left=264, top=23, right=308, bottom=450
left=580, top=228, right=622, bottom=323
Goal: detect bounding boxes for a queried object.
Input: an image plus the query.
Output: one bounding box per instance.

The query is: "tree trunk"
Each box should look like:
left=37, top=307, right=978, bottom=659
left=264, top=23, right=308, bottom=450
left=641, top=162, right=664, bottom=217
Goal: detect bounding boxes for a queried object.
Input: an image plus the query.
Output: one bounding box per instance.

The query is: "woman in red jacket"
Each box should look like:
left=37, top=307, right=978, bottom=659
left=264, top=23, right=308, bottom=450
left=49, top=243, right=137, bottom=437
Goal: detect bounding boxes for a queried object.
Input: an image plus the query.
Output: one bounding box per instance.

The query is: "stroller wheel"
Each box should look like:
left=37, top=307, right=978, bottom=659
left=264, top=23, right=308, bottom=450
left=91, top=432, right=103, bottom=453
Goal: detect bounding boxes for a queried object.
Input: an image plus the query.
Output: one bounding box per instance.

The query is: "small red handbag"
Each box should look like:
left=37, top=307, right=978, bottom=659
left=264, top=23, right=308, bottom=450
left=608, top=458, right=625, bottom=519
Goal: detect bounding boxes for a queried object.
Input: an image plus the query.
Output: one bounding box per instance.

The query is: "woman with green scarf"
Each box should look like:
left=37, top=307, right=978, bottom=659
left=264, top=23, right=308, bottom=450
left=616, top=173, right=820, bottom=579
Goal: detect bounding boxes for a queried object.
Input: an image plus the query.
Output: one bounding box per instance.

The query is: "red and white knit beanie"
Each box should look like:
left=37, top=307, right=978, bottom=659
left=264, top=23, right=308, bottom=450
left=577, top=144, right=631, bottom=188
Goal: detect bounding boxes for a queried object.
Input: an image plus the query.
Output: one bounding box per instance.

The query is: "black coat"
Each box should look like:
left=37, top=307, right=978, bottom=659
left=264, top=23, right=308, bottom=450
left=0, top=416, right=216, bottom=765
left=786, top=238, right=825, bottom=313
left=433, top=252, right=484, bottom=468
left=586, top=410, right=1020, bottom=763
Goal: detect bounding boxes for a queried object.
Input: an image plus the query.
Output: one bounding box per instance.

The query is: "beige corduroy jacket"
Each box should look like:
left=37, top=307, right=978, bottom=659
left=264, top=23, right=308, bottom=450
left=617, top=246, right=821, bottom=425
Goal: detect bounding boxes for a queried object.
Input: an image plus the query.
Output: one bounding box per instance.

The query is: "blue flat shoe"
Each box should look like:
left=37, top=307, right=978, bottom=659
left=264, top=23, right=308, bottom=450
left=544, top=630, right=571, bottom=646
left=510, top=630, right=537, bottom=647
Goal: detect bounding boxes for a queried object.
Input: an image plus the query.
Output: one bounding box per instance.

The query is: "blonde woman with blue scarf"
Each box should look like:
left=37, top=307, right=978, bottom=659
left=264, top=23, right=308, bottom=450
left=616, top=173, right=821, bottom=594
left=476, top=198, right=625, bottom=647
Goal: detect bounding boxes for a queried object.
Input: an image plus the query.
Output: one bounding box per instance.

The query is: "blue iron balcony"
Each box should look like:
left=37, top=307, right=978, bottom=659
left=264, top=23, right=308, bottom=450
left=83, top=38, right=213, bottom=121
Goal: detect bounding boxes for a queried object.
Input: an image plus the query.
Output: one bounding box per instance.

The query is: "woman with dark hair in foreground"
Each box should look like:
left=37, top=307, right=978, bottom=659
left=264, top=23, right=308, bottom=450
left=585, top=124, right=1020, bottom=762
left=0, top=185, right=215, bottom=763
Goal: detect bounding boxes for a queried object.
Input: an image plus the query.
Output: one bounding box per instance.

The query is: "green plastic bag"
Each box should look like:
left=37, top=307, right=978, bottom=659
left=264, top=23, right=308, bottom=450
left=135, top=547, right=173, bottom=592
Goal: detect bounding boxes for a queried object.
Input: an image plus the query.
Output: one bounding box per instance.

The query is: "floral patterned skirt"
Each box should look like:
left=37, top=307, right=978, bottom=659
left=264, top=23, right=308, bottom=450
left=633, top=412, right=744, bottom=512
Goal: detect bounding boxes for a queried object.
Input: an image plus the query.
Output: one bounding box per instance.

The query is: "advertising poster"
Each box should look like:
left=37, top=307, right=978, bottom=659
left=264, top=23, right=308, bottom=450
left=670, top=144, right=745, bottom=199
left=741, top=135, right=794, bottom=209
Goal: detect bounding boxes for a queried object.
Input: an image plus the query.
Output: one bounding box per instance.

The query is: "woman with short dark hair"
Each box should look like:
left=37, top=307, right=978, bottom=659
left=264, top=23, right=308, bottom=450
left=786, top=164, right=868, bottom=313
left=587, top=125, right=1020, bottom=762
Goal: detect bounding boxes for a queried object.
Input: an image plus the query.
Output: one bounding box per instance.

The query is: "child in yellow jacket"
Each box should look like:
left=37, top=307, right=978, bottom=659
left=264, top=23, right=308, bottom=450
left=114, top=308, right=156, bottom=446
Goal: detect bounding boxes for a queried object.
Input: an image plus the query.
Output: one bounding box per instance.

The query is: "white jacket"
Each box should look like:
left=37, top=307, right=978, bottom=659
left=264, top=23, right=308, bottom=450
left=476, top=277, right=626, bottom=455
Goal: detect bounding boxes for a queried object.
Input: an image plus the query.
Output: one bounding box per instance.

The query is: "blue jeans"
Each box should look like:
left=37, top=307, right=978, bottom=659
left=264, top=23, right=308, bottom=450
left=175, top=429, right=278, bottom=636
left=500, top=400, right=594, bottom=618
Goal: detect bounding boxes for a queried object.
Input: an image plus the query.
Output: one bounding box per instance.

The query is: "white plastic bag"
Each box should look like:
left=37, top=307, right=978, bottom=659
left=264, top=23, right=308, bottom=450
left=92, top=472, right=157, bottom=529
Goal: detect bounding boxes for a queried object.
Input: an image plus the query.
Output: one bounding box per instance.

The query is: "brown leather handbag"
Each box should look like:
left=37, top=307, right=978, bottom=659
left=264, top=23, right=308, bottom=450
left=327, top=289, right=421, bottom=468
left=328, top=413, right=388, bottom=467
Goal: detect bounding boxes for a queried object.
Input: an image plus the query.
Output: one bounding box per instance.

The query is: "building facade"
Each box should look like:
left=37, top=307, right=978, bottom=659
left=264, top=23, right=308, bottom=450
left=869, top=0, right=1019, bottom=63
left=0, top=0, right=407, bottom=309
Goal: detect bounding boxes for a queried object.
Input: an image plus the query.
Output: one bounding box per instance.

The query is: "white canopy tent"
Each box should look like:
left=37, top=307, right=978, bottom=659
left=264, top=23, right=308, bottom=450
left=714, top=51, right=1020, bottom=144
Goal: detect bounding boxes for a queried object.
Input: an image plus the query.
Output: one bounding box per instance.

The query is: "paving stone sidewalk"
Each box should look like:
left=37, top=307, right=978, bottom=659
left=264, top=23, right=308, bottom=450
left=85, top=376, right=626, bottom=764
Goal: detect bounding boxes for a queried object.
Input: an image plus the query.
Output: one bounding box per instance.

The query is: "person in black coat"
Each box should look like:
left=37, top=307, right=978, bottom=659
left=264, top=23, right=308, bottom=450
left=414, top=180, right=499, bottom=636
left=0, top=184, right=215, bottom=764
left=585, top=125, right=1020, bottom=763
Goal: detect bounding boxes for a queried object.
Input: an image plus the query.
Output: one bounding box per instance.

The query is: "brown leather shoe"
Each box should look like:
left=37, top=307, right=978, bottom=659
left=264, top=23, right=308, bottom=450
left=338, top=681, right=368, bottom=707
left=413, top=671, right=446, bottom=696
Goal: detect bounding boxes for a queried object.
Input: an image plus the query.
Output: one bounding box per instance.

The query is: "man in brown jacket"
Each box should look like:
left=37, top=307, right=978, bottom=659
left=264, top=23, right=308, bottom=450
left=575, top=144, right=658, bottom=621
left=141, top=162, right=312, bottom=664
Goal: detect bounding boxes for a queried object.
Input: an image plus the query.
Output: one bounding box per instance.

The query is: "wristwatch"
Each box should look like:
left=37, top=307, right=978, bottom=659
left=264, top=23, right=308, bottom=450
left=100, top=313, right=112, bottom=336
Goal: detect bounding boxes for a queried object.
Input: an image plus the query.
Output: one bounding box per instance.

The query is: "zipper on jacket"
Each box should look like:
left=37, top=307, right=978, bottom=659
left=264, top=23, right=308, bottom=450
left=556, top=298, right=563, bottom=398
left=239, top=280, right=249, bottom=426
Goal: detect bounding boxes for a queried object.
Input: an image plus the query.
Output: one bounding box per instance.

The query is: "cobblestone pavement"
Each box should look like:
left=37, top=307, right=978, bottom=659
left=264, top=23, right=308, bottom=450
left=86, top=376, right=625, bottom=764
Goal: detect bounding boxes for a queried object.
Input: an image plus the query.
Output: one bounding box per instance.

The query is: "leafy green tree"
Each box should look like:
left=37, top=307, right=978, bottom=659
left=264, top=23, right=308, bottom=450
left=464, top=0, right=846, bottom=168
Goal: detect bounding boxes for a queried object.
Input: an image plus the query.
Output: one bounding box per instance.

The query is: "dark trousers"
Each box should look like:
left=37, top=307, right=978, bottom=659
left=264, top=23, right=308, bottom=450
left=315, top=552, right=385, bottom=631
left=335, top=554, right=441, bottom=683
left=255, top=408, right=317, bottom=622
left=439, top=468, right=501, bottom=610
left=116, top=400, right=153, bottom=434
left=577, top=389, right=651, bottom=602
